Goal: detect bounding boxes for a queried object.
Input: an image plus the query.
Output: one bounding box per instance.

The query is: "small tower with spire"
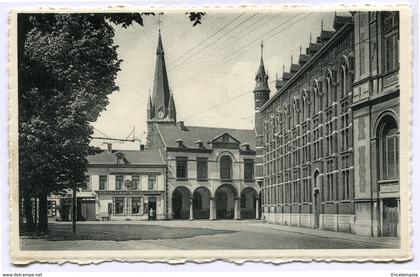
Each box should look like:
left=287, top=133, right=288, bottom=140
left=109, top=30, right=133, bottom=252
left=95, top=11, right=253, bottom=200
left=167, top=93, right=177, bottom=122
left=253, top=42, right=270, bottom=188
left=147, top=90, right=154, bottom=120
left=253, top=41, right=270, bottom=111
left=147, top=27, right=176, bottom=124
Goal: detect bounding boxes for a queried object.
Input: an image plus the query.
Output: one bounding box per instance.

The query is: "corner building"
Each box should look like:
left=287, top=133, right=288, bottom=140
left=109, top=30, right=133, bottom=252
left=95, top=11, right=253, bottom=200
left=146, top=31, right=260, bottom=220
left=254, top=12, right=400, bottom=237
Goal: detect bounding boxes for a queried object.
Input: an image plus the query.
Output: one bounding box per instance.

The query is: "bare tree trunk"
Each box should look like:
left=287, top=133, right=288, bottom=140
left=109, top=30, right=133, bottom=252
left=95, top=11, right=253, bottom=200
left=23, top=191, right=34, bottom=232
left=37, top=191, right=48, bottom=235
left=72, top=188, right=77, bottom=233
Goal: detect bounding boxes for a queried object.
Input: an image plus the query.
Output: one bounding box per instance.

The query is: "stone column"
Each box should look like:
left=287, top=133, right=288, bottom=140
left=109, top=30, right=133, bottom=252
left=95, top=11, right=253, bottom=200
left=255, top=198, right=260, bottom=220
left=234, top=197, right=241, bottom=220
left=209, top=197, right=215, bottom=220
left=379, top=199, right=384, bottom=237
left=189, top=197, right=194, bottom=220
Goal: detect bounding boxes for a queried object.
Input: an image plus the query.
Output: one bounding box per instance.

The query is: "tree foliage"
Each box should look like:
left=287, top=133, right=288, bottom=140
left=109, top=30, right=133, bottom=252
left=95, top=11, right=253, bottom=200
left=18, top=12, right=205, bottom=233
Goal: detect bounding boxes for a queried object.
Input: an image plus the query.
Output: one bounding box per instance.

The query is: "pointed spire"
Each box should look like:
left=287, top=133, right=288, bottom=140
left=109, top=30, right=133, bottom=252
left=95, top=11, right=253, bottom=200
left=254, top=42, right=270, bottom=93
left=148, top=90, right=152, bottom=109
left=168, top=93, right=177, bottom=122
left=151, top=31, right=171, bottom=120
left=256, top=41, right=267, bottom=80
left=157, top=30, right=164, bottom=55
left=147, top=90, right=154, bottom=120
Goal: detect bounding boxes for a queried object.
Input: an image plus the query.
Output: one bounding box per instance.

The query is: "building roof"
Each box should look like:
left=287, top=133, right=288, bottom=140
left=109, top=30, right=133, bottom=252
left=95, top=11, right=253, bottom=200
left=290, top=63, right=302, bottom=73
left=333, top=15, right=352, bottom=30
left=260, top=19, right=354, bottom=112
left=155, top=123, right=256, bottom=150
left=320, top=30, right=336, bottom=42
left=298, top=54, right=312, bottom=65
left=88, top=150, right=165, bottom=166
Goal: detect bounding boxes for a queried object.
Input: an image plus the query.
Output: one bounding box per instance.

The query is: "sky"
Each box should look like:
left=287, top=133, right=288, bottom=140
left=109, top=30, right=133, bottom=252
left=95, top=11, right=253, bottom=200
left=91, top=11, right=345, bottom=150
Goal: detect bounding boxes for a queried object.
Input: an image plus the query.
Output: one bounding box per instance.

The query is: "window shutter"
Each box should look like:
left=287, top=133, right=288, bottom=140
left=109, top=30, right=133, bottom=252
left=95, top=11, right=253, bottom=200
left=91, top=175, right=99, bottom=191
left=108, top=175, right=116, bottom=190
left=157, top=175, right=164, bottom=191
left=141, top=175, right=148, bottom=191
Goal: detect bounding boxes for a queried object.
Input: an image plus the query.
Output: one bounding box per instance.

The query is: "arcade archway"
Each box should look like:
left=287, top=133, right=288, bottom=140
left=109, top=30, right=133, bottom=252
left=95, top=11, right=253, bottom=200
left=172, top=186, right=191, bottom=220
left=240, top=187, right=258, bottom=219
left=215, top=184, right=237, bottom=219
left=193, top=187, right=211, bottom=219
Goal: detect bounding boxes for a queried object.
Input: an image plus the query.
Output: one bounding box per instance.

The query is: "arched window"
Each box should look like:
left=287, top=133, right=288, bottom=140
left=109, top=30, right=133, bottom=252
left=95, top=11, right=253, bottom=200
left=302, top=91, right=306, bottom=120
left=313, top=87, right=317, bottom=113
left=379, top=117, right=399, bottom=180
left=220, top=155, right=233, bottom=181
left=340, top=61, right=349, bottom=99
left=326, top=70, right=333, bottom=106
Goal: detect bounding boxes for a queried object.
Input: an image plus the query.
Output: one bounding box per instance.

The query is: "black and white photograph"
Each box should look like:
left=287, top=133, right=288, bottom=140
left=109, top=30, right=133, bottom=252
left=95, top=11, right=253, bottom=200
left=8, top=7, right=411, bottom=263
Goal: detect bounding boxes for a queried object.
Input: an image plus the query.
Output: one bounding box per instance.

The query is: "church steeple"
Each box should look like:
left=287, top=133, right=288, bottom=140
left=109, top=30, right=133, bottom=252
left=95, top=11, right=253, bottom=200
left=254, top=41, right=270, bottom=110
left=150, top=30, right=172, bottom=121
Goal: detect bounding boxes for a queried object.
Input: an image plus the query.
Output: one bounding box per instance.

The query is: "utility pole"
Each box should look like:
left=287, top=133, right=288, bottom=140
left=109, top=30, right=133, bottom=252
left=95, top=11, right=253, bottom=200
left=72, top=188, right=77, bottom=233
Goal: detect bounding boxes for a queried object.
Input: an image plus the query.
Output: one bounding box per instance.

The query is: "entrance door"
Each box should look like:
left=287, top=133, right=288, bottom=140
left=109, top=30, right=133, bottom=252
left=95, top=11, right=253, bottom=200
left=77, top=199, right=96, bottom=221
left=383, top=198, right=399, bottom=237
left=148, top=197, right=157, bottom=220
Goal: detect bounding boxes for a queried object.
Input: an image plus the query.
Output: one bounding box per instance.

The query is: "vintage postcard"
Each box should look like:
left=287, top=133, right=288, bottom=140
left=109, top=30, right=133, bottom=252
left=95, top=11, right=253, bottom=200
left=8, top=5, right=412, bottom=264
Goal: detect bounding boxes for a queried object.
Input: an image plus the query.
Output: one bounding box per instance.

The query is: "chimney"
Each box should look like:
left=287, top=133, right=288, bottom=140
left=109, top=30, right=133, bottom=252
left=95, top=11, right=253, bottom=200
left=177, top=121, right=185, bottom=131
left=107, top=143, right=112, bottom=154
left=175, top=139, right=184, bottom=148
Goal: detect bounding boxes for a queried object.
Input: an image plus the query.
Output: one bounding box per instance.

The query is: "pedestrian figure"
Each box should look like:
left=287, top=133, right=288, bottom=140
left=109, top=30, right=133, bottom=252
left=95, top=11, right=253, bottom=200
left=149, top=207, right=155, bottom=220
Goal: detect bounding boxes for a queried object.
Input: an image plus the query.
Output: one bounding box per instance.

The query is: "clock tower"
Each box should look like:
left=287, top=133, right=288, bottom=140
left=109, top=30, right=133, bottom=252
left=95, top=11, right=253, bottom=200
left=147, top=30, right=177, bottom=124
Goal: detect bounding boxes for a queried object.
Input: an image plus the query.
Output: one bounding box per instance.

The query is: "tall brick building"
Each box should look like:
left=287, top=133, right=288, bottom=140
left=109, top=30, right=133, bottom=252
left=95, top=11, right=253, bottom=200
left=254, top=12, right=399, bottom=237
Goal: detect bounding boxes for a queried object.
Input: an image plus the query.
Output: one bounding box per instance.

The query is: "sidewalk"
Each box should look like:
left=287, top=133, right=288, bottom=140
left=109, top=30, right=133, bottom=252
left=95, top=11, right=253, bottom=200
left=251, top=222, right=401, bottom=248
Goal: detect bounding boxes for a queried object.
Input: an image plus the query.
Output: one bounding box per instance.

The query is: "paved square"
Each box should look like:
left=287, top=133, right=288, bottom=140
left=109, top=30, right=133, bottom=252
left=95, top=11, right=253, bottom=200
left=21, top=220, right=400, bottom=250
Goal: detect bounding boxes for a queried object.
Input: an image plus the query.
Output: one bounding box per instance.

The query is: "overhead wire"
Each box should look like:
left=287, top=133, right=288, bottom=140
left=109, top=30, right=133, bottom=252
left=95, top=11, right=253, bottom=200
left=167, top=12, right=246, bottom=68
left=136, top=12, right=247, bottom=92
left=168, top=12, right=259, bottom=72
left=170, top=13, right=277, bottom=74
left=188, top=13, right=311, bottom=80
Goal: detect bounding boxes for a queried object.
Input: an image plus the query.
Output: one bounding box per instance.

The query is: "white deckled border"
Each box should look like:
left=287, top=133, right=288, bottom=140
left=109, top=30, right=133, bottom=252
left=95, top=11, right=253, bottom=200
left=8, top=4, right=413, bottom=265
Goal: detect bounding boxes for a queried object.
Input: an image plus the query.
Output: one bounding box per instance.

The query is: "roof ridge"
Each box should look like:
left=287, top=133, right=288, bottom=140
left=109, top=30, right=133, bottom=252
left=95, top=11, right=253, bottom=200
left=180, top=125, right=254, bottom=131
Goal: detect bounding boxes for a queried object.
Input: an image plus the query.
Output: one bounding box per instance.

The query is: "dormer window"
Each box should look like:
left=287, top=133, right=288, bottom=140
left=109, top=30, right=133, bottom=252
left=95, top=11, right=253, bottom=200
left=116, top=153, right=125, bottom=164
left=195, top=140, right=204, bottom=149
left=175, top=139, right=184, bottom=148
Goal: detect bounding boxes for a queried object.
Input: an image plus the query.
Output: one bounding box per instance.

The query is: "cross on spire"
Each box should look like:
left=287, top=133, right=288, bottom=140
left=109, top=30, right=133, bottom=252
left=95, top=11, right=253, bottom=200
left=157, top=13, right=163, bottom=32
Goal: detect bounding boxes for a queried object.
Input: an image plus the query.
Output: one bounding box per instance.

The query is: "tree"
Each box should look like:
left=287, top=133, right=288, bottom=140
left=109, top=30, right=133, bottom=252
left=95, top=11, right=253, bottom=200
left=18, top=12, right=205, bottom=234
